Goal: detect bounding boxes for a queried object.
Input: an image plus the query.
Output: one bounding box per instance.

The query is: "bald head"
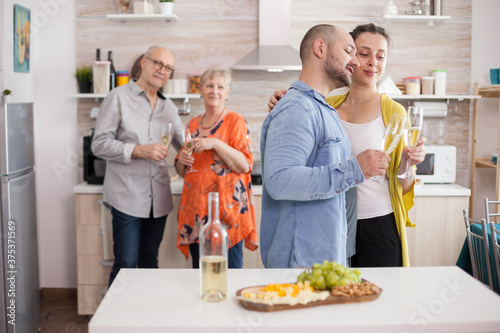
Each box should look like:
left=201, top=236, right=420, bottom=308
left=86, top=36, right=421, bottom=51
left=299, top=24, right=340, bottom=63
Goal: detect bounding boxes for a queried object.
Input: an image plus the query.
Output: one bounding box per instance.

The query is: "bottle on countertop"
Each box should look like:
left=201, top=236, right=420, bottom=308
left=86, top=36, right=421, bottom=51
left=199, top=192, right=228, bottom=302
left=96, top=48, right=101, bottom=61
left=108, top=51, right=117, bottom=90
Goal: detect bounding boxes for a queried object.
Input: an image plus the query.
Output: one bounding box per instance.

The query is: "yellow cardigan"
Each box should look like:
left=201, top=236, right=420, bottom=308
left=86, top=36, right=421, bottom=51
left=326, top=93, right=416, bottom=267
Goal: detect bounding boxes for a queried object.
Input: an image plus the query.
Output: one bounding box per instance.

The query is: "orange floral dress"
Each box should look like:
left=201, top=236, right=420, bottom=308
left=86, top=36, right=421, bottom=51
left=176, top=110, right=258, bottom=260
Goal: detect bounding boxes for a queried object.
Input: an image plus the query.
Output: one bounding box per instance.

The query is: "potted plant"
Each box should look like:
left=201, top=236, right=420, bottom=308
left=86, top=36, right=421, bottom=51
left=2, top=89, right=13, bottom=104
left=159, top=0, right=174, bottom=15
left=74, top=66, right=92, bottom=93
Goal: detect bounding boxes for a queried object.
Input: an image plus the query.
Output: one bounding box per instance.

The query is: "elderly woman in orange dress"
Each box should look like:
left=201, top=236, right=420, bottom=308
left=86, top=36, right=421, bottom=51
left=174, top=68, right=258, bottom=268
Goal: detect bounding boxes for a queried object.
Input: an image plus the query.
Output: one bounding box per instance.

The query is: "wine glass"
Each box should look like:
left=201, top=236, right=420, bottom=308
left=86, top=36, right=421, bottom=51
left=160, top=122, right=172, bottom=166
left=397, top=106, right=424, bottom=180
left=183, top=128, right=197, bottom=172
left=371, top=113, right=408, bottom=184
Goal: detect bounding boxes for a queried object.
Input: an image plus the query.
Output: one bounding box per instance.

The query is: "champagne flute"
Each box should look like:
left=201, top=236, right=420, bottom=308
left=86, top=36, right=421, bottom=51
left=397, top=106, right=424, bottom=180
left=160, top=122, right=172, bottom=165
left=183, top=128, right=197, bottom=172
left=372, top=113, right=407, bottom=184
left=183, top=128, right=193, bottom=155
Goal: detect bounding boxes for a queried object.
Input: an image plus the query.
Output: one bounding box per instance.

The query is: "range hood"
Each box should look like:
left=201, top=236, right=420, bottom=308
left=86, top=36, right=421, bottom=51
left=231, top=0, right=301, bottom=72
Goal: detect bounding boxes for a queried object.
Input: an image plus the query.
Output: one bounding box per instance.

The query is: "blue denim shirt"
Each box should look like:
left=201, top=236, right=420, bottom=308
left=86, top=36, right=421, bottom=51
left=260, top=81, right=364, bottom=268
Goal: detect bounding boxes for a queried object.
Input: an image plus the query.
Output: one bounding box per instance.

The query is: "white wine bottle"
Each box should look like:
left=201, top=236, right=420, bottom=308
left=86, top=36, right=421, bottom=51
left=199, top=192, right=228, bottom=302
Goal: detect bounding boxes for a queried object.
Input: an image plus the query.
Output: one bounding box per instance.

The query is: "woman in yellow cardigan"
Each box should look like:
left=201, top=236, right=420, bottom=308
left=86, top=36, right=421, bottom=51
left=269, top=23, right=426, bottom=267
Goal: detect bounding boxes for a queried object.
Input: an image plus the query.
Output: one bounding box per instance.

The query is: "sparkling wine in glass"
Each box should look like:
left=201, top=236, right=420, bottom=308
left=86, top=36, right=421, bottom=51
left=183, top=128, right=194, bottom=155
left=397, top=106, right=423, bottom=180
left=372, top=113, right=407, bottom=184
left=160, top=122, right=172, bottom=165
left=183, top=128, right=197, bottom=172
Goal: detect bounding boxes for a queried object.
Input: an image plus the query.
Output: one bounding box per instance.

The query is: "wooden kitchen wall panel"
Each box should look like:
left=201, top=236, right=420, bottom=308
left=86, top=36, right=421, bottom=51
left=76, top=18, right=257, bottom=78
left=77, top=0, right=258, bottom=17
left=293, top=0, right=385, bottom=18
left=291, top=20, right=471, bottom=93
left=76, top=0, right=115, bottom=16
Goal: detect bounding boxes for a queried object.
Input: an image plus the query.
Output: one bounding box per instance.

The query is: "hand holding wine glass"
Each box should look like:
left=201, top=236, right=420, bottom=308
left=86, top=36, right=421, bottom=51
left=371, top=113, right=407, bottom=184
left=397, top=106, right=423, bottom=180
left=159, top=122, right=172, bottom=165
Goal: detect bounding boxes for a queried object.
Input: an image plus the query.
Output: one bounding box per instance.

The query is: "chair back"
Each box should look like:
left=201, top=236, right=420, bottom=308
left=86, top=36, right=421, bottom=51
left=489, top=221, right=500, bottom=292
left=463, top=209, right=493, bottom=289
left=485, top=198, right=500, bottom=224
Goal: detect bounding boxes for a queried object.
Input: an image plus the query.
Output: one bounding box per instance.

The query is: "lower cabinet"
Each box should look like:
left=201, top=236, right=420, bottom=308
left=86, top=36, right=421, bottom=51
left=75, top=191, right=468, bottom=314
left=407, top=195, right=468, bottom=266
left=75, top=194, right=110, bottom=315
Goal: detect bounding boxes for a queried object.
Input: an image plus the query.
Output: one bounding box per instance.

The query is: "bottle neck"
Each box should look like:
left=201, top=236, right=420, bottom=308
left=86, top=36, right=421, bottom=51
left=208, top=192, right=219, bottom=224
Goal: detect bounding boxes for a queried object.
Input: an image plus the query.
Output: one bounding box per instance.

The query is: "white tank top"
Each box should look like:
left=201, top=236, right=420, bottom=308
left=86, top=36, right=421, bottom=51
left=341, top=116, right=394, bottom=219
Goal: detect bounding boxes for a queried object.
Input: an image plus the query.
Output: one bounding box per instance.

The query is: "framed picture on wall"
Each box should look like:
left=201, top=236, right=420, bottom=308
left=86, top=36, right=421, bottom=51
left=13, top=4, right=30, bottom=73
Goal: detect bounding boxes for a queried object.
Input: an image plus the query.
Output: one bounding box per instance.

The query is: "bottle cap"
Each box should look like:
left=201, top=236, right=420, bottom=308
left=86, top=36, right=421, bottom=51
left=431, top=69, right=447, bottom=72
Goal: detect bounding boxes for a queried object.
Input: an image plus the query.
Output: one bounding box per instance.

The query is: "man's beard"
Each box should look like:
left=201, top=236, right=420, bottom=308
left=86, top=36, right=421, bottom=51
left=324, top=53, right=351, bottom=89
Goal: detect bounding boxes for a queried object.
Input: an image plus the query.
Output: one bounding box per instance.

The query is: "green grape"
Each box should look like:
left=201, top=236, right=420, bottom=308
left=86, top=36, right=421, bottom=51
left=296, top=260, right=364, bottom=290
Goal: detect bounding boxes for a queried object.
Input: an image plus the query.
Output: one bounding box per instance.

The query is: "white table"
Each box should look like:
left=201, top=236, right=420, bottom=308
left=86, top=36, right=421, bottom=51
left=89, top=267, right=500, bottom=333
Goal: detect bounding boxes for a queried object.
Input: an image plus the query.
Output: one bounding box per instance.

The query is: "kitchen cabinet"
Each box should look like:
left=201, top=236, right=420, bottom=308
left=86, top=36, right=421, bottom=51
left=469, top=83, right=500, bottom=217
left=407, top=190, right=469, bottom=266
left=75, top=193, right=111, bottom=315
left=74, top=183, right=467, bottom=314
left=74, top=182, right=264, bottom=314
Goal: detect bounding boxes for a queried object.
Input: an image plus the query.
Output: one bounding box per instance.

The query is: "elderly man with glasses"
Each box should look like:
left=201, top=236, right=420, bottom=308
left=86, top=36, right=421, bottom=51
left=92, top=45, right=185, bottom=287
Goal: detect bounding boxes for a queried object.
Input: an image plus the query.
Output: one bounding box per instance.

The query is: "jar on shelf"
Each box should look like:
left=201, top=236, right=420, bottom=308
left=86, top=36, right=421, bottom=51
left=431, top=69, right=447, bottom=95
left=421, top=76, right=434, bottom=95
left=133, top=0, right=154, bottom=14
left=403, top=77, right=421, bottom=95
left=116, top=71, right=129, bottom=86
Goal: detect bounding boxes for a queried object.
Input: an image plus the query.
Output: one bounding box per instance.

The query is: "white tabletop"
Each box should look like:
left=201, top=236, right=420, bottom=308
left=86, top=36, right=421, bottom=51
left=89, top=266, right=500, bottom=333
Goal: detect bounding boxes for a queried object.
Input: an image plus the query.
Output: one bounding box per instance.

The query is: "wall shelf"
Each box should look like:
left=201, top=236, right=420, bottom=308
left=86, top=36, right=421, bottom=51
left=469, top=84, right=500, bottom=217
left=106, top=13, right=179, bottom=23
left=382, top=14, right=451, bottom=26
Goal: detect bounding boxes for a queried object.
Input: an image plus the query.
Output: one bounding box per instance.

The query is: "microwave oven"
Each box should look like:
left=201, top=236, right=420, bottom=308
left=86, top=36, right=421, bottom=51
left=415, top=145, right=456, bottom=184
left=83, top=134, right=106, bottom=184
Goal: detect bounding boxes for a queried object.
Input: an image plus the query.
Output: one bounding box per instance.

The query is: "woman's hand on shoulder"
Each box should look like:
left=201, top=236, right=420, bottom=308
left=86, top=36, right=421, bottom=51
left=268, top=89, right=287, bottom=112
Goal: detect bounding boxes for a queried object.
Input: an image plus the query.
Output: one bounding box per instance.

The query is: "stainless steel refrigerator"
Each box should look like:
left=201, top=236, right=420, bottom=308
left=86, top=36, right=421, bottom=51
left=0, top=103, right=40, bottom=332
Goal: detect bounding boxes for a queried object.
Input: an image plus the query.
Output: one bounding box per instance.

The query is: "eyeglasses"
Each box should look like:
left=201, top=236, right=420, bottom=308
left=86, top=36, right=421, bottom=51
left=145, top=57, right=174, bottom=74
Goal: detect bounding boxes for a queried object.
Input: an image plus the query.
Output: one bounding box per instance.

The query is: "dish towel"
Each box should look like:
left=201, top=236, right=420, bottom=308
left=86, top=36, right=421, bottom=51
left=100, top=203, right=114, bottom=261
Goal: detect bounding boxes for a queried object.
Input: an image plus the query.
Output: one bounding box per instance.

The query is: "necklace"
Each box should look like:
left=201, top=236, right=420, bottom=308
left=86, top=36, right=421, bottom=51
left=200, top=109, right=225, bottom=129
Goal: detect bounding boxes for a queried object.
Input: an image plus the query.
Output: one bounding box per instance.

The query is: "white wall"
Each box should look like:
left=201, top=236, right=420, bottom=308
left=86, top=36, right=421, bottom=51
left=470, top=0, right=500, bottom=217
left=1, top=0, right=77, bottom=288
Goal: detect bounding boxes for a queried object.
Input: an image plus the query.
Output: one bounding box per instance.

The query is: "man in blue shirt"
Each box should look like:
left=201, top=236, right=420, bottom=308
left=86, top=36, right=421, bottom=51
left=260, top=24, right=390, bottom=268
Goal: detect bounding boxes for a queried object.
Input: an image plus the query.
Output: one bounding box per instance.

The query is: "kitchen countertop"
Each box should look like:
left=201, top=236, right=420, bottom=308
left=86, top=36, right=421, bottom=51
left=88, top=266, right=500, bottom=333
left=74, top=181, right=470, bottom=197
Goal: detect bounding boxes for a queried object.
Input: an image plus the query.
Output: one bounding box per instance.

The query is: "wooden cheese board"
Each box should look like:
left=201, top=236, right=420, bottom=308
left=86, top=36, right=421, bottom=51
left=236, top=281, right=382, bottom=312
